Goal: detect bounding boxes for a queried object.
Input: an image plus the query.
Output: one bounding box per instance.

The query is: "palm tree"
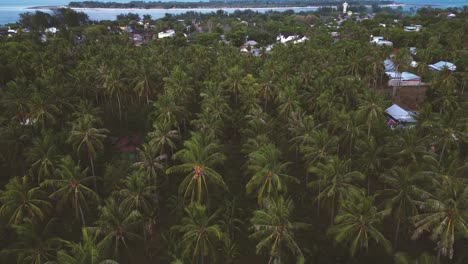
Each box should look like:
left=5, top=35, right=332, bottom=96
left=390, top=130, right=433, bottom=166
left=132, top=143, right=165, bottom=188
left=172, top=203, right=224, bottom=264
left=394, top=252, right=436, bottom=264
left=276, top=81, right=302, bottom=119
left=163, top=66, right=193, bottom=107
left=148, top=119, right=180, bottom=157
left=167, top=132, right=226, bottom=204
left=68, top=119, right=109, bottom=190
left=25, top=133, right=60, bottom=184
left=97, top=65, right=126, bottom=121
left=246, top=144, right=297, bottom=206
left=152, top=93, right=186, bottom=130
left=308, top=157, right=364, bottom=223
left=250, top=197, right=306, bottom=264
left=288, top=112, right=316, bottom=154
left=0, top=176, right=51, bottom=225
left=358, top=91, right=385, bottom=138
left=87, top=198, right=142, bottom=259
left=1, top=218, right=60, bottom=264
left=53, top=229, right=119, bottom=264
left=356, top=137, right=388, bottom=194
left=328, top=194, right=391, bottom=257
left=300, top=129, right=338, bottom=167
left=28, top=93, right=59, bottom=130
left=134, top=62, right=157, bottom=105
left=430, top=112, right=467, bottom=162
left=412, top=179, right=468, bottom=262
left=223, top=65, right=244, bottom=104
left=378, top=167, right=431, bottom=249
left=41, top=156, right=99, bottom=227
left=115, top=171, right=156, bottom=216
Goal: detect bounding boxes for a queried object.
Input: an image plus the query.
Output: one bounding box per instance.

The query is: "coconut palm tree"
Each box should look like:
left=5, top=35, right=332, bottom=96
left=390, top=130, right=433, bottom=166
left=328, top=194, right=391, bottom=257
left=172, top=203, right=224, bottom=264
left=0, top=176, right=51, bottom=225
left=308, top=157, right=364, bottom=223
left=115, top=171, right=156, bottom=216
left=250, top=197, right=306, bottom=264
left=27, top=93, right=59, bottom=130
left=167, top=132, right=226, bottom=204
left=394, top=252, right=436, bottom=264
left=412, top=179, right=468, bottom=262
left=358, top=91, right=386, bottom=138
left=300, top=129, right=338, bottom=167
left=1, top=218, right=60, bottom=264
left=68, top=119, right=109, bottom=190
left=148, top=119, right=180, bottom=157
left=356, top=137, right=388, bottom=194
left=25, top=133, right=61, bottom=184
left=246, top=144, right=297, bottom=206
left=53, top=229, right=119, bottom=264
left=41, top=156, right=99, bottom=227
left=379, top=167, right=432, bottom=249
left=430, top=111, right=467, bottom=162
left=97, top=65, right=126, bottom=121
left=87, top=198, right=143, bottom=258
left=132, top=143, right=165, bottom=188
left=223, top=65, right=245, bottom=105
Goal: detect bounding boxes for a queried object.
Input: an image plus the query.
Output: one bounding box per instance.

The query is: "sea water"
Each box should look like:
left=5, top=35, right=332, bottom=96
left=1, top=0, right=467, bottom=25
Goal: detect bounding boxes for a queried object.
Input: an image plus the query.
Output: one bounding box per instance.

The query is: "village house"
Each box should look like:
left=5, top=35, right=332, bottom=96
left=404, top=25, right=422, bottom=32
left=370, top=36, right=393, bottom=46
left=158, top=29, right=175, bottom=39
left=428, top=61, right=456, bottom=72
left=385, top=104, right=417, bottom=128
left=386, top=72, right=422, bottom=87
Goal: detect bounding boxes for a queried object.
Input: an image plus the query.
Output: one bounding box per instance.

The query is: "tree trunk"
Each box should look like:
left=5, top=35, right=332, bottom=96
left=393, top=218, right=400, bottom=250
left=439, top=142, right=447, bottom=163
left=436, top=246, right=441, bottom=264
left=90, top=155, right=98, bottom=192
left=367, top=174, right=370, bottom=196
left=317, top=181, right=320, bottom=217
left=79, top=204, right=86, bottom=227
left=117, top=93, right=122, bottom=121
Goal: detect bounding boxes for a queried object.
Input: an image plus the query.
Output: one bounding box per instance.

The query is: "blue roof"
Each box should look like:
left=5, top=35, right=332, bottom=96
left=429, top=61, right=456, bottom=71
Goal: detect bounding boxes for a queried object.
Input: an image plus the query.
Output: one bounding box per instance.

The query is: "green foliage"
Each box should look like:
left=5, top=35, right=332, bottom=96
left=0, top=6, right=467, bottom=264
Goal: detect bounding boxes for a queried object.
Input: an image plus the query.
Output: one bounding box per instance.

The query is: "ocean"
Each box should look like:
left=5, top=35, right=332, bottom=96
left=1, top=0, right=467, bottom=25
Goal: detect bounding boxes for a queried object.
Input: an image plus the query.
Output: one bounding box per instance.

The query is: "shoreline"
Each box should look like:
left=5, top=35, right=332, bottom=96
left=28, top=5, right=325, bottom=11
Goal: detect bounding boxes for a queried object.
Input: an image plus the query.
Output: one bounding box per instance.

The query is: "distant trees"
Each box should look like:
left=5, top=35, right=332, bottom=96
left=0, top=6, right=467, bottom=264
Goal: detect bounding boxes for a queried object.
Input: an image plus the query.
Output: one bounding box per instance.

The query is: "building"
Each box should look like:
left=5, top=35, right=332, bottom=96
left=343, top=2, right=348, bottom=14
left=404, top=25, right=422, bottom=32
left=370, top=36, right=393, bottom=46
left=158, top=29, right=175, bottom=39
left=243, top=40, right=258, bottom=47
left=386, top=104, right=417, bottom=123
left=428, top=61, right=456, bottom=72
left=386, top=72, right=422, bottom=86
left=277, top=33, right=302, bottom=44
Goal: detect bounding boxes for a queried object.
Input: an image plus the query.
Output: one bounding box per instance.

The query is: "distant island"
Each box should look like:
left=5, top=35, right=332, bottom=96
left=66, top=0, right=393, bottom=9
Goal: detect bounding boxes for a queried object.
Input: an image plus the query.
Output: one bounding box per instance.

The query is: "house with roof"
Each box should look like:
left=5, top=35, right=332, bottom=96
left=386, top=104, right=417, bottom=124
left=428, top=61, right=456, bottom=72
left=370, top=36, right=393, bottom=46
left=277, top=33, right=304, bottom=44
left=158, top=29, right=175, bottom=39
left=404, top=25, right=422, bottom=32
left=45, top=27, right=59, bottom=34
left=386, top=72, right=422, bottom=86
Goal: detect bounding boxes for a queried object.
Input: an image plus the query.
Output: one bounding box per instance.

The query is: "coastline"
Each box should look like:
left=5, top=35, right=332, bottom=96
left=28, top=5, right=324, bottom=11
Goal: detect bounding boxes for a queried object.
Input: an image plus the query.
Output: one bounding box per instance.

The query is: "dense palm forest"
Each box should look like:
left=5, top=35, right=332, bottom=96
left=0, top=5, right=467, bottom=264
